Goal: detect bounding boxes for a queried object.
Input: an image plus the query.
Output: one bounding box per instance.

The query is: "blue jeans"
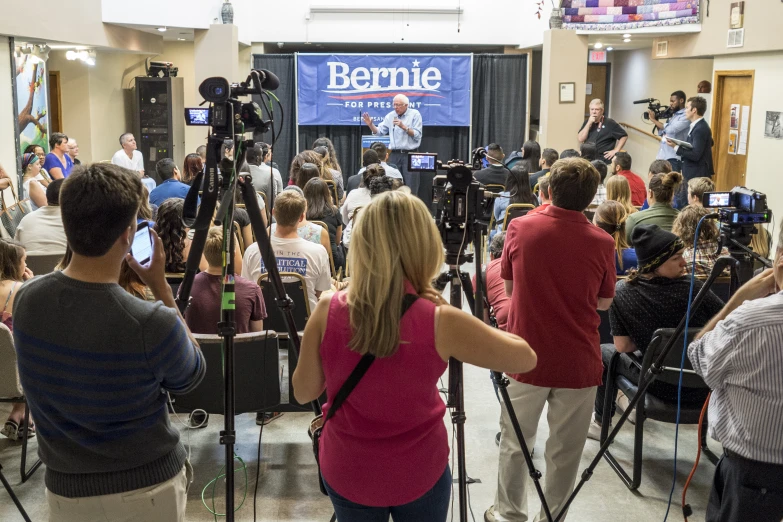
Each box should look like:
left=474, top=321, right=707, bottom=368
left=323, top=465, right=451, bottom=522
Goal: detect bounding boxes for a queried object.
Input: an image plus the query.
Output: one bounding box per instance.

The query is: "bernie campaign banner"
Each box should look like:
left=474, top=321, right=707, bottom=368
left=297, top=54, right=471, bottom=126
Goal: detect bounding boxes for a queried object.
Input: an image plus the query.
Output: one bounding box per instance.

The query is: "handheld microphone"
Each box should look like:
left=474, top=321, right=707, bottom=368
left=633, top=98, right=656, bottom=104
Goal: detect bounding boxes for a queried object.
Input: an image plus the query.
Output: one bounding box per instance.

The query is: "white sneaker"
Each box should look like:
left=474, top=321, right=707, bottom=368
left=586, top=415, right=606, bottom=441
left=616, top=392, right=635, bottom=425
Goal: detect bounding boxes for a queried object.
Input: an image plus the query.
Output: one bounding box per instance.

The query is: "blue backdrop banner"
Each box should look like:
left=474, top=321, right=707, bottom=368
left=297, top=54, right=471, bottom=127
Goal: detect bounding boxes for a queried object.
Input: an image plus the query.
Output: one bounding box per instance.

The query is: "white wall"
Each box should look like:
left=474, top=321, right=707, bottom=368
left=0, top=37, right=18, bottom=190
left=713, top=51, right=783, bottom=248
left=101, top=0, right=551, bottom=48
left=609, top=48, right=713, bottom=179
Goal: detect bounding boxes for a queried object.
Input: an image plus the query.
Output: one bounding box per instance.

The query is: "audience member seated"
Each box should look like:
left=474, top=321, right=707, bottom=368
left=149, top=158, right=192, bottom=207
left=491, top=165, right=538, bottom=240
left=21, top=152, right=48, bottom=210
left=687, top=177, right=715, bottom=207
left=593, top=200, right=637, bottom=275
left=590, top=160, right=608, bottom=206
left=180, top=153, right=203, bottom=187
left=304, top=177, right=345, bottom=273
left=474, top=143, right=508, bottom=186
left=580, top=142, right=597, bottom=162
left=528, top=176, right=551, bottom=216
left=506, top=140, right=541, bottom=174
left=118, top=259, right=155, bottom=301
left=156, top=198, right=193, bottom=273
left=473, top=232, right=511, bottom=330
left=111, top=132, right=145, bottom=178
left=606, top=175, right=638, bottom=217
left=588, top=224, right=723, bottom=439
left=0, top=163, right=12, bottom=192
left=15, top=179, right=67, bottom=255
left=640, top=159, right=672, bottom=210
left=347, top=149, right=381, bottom=194
left=313, top=139, right=346, bottom=202
left=625, top=171, right=682, bottom=241
left=342, top=174, right=394, bottom=250
left=559, top=149, right=580, bottom=159
left=367, top=142, right=403, bottom=180
left=290, top=150, right=325, bottom=190
left=242, top=190, right=331, bottom=312
left=14, top=163, right=204, bottom=519
left=196, top=145, right=206, bottom=163
left=43, top=132, right=74, bottom=180
left=138, top=187, right=158, bottom=225
left=246, top=144, right=283, bottom=197
left=0, top=238, right=34, bottom=441
left=186, top=226, right=266, bottom=334
left=342, top=163, right=383, bottom=223
left=292, top=190, right=535, bottom=521
left=221, top=141, right=234, bottom=162
left=529, top=147, right=558, bottom=189
left=673, top=204, right=729, bottom=278
left=609, top=152, right=646, bottom=206
left=24, top=144, right=50, bottom=181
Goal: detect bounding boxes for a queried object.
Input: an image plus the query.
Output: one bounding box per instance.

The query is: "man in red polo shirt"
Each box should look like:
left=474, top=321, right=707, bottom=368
left=486, top=158, right=616, bottom=522
left=610, top=151, right=646, bottom=206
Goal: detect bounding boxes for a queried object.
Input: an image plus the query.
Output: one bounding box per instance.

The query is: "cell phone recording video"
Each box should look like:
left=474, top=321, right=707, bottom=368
left=131, top=222, right=154, bottom=266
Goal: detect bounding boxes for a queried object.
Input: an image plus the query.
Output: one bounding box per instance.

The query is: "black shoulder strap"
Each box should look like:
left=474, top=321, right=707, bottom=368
left=324, top=294, right=419, bottom=422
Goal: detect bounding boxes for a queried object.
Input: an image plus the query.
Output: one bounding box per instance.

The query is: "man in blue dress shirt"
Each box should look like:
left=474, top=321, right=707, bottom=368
left=362, top=94, right=423, bottom=197
left=149, top=158, right=192, bottom=207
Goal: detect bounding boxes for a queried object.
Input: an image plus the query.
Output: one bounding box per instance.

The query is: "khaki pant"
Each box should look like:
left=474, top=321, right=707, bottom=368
left=47, top=462, right=192, bottom=522
left=493, top=380, right=596, bottom=522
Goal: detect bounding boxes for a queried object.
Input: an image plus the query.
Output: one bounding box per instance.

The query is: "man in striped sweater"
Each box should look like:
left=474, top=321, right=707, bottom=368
left=689, top=234, right=783, bottom=522
left=14, top=163, right=205, bottom=521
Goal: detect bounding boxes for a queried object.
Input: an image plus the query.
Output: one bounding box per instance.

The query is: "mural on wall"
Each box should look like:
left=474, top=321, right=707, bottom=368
left=14, top=53, right=49, bottom=155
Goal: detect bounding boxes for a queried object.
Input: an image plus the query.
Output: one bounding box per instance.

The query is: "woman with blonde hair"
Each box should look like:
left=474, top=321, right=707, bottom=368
left=593, top=200, right=637, bottom=275
left=605, top=175, right=637, bottom=217
left=293, top=191, right=537, bottom=521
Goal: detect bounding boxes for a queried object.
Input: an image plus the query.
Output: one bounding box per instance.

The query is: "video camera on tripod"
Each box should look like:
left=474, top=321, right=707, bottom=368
left=634, top=97, right=674, bottom=121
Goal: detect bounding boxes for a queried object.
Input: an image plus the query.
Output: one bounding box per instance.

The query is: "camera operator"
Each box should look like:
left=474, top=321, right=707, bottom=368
left=578, top=99, right=628, bottom=163
left=14, top=164, right=205, bottom=521
left=293, top=191, right=536, bottom=521
left=688, top=230, right=783, bottom=522
left=649, top=90, right=689, bottom=176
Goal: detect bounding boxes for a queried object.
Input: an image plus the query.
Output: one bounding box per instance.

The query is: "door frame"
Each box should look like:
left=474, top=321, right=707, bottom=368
left=48, top=70, right=62, bottom=134
left=584, top=63, right=612, bottom=118
left=711, top=69, right=754, bottom=187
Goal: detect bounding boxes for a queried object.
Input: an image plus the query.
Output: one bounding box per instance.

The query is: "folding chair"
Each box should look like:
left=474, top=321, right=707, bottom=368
left=324, top=180, right=339, bottom=205
left=233, top=221, right=245, bottom=256
left=484, top=184, right=506, bottom=195
left=0, top=323, right=42, bottom=483
left=310, top=220, right=336, bottom=276
left=24, top=253, right=63, bottom=275
left=502, top=204, right=535, bottom=231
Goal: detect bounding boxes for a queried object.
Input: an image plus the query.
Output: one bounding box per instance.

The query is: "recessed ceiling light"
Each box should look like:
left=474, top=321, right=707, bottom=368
left=623, top=33, right=631, bottom=38
left=623, top=38, right=631, bottom=43
left=606, top=47, right=614, bottom=51
left=157, top=27, right=167, bottom=32
left=177, top=38, right=186, bottom=41
left=594, top=42, right=603, bottom=49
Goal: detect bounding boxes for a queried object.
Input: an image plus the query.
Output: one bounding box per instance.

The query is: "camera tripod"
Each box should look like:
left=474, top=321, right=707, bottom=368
left=0, top=463, right=31, bottom=522
left=434, top=225, right=552, bottom=522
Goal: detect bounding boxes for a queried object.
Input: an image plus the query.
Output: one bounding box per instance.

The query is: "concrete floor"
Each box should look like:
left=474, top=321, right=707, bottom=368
left=0, top=356, right=718, bottom=522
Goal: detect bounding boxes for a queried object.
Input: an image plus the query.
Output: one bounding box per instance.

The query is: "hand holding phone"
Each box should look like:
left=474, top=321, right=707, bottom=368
left=131, top=222, right=154, bottom=266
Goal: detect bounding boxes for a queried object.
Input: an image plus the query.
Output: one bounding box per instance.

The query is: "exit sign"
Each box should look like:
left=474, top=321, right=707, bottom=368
left=589, top=51, right=607, bottom=63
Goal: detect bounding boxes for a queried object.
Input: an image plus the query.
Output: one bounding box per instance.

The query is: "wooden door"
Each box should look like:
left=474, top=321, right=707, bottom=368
left=712, top=72, right=754, bottom=190
left=585, top=65, right=609, bottom=117
left=48, top=71, right=62, bottom=134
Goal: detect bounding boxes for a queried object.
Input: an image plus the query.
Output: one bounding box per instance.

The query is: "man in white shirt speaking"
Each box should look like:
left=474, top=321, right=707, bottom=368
left=111, top=133, right=145, bottom=177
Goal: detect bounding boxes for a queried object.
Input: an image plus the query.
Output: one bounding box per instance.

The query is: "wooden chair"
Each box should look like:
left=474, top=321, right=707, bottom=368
left=484, top=184, right=506, bottom=195
left=172, top=331, right=281, bottom=415
left=601, top=328, right=715, bottom=490
left=310, top=220, right=337, bottom=276
left=324, top=180, right=339, bottom=205
left=257, top=272, right=311, bottom=337
left=343, top=206, right=363, bottom=278
left=233, top=221, right=245, bottom=256
left=502, top=204, right=535, bottom=231
left=256, top=191, right=269, bottom=219
left=25, top=253, right=63, bottom=276
left=0, top=324, right=42, bottom=483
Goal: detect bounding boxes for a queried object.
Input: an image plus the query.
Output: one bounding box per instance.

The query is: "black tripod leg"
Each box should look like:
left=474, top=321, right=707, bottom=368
left=491, top=372, right=554, bottom=522
left=0, top=463, right=32, bottom=522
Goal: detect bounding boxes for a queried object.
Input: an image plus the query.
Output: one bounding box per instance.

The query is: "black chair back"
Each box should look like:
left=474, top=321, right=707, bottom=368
left=166, top=273, right=185, bottom=298
left=640, top=328, right=706, bottom=389
left=484, top=184, right=506, bottom=195
left=25, top=253, right=63, bottom=275
left=257, top=272, right=311, bottom=334
left=502, top=204, right=535, bottom=231
left=173, top=331, right=281, bottom=415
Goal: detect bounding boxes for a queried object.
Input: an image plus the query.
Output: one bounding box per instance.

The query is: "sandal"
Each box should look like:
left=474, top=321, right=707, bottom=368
left=1, top=420, right=35, bottom=441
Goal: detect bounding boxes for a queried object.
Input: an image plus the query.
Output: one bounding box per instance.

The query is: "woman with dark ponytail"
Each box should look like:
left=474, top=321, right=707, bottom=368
left=624, top=171, right=683, bottom=241
left=490, top=165, right=539, bottom=240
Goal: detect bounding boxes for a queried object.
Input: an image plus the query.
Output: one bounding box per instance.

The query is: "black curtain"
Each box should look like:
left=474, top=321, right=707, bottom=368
left=252, top=54, right=296, bottom=183
left=471, top=54, right=528, bottom=154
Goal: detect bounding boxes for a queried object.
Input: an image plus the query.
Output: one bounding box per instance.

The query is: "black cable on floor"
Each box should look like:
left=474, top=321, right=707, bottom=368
left=253, top=420, right=265, bottom=521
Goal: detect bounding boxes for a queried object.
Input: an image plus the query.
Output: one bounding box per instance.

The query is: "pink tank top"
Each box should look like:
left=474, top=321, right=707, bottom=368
left=319, top=287, right=449, bottom=507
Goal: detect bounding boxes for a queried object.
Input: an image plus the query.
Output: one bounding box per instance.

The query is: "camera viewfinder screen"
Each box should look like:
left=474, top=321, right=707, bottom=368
left=707, top=192, right=730, bottom=207
left=185, top=108, right=210, bottom=126
left=409, top=153, right=437, bottom=171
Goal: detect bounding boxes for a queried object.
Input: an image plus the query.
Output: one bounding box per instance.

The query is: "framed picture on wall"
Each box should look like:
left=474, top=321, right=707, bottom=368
left=559, top=82, right=576, bottom=104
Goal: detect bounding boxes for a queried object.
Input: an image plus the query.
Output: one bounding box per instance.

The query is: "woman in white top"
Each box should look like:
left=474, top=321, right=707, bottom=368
left=341, top=163, right=384, bottom=223
left=21, top=153, right=47, bottom=210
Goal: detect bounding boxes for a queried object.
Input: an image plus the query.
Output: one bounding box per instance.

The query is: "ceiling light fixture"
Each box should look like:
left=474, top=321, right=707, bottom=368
left=623, top=33, right=631, bottom=38
left=606, top=47, right=614, bottom=51
left=157, top=27, right=167, bottom=32
left=623, top=38, right=631, bottom=42
left=177, top=38, right=186, bottom=41
left=594, top=42, right=603, bottom=49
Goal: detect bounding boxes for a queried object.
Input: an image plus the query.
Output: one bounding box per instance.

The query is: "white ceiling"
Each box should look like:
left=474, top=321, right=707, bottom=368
left=112, top=24, right=196, bottom=41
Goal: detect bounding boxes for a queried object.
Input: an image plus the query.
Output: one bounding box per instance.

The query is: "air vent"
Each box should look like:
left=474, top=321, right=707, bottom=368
left=727, top=28, right=744, bottom=48
left=656, top=41, right=668, bottom=57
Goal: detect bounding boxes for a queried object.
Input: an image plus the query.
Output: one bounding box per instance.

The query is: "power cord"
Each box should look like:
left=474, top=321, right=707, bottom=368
left=253, top=421, right=265, bottom=521
left=662, top=215, right=709, bottom=521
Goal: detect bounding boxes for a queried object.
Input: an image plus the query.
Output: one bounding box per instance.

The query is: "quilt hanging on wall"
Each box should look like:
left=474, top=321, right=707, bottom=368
left=563, top=0, right=699, bottom=30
